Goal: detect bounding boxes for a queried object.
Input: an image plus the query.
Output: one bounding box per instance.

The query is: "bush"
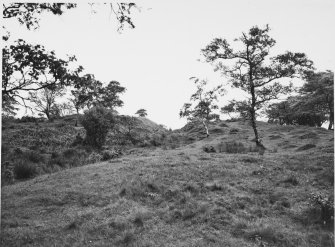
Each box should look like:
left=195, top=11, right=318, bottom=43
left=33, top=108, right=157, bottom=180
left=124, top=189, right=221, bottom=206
left=14, top=161, right=37, bottom=179
left=101, top=149, right=119, bottom=161
left=310, top=193, right=334, bottom=225
left=2, top=169, right=14, bottom=184
left=149, top=135, right=162, bottom=147
left=203, top=145, right=216, bottom=153
left=80, top=107, right=114, bottom=149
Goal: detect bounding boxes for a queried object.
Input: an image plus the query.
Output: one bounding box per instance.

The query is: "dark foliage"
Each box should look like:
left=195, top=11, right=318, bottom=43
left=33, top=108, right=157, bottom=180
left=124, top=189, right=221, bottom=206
left=80, top=107, right=114, bottom=149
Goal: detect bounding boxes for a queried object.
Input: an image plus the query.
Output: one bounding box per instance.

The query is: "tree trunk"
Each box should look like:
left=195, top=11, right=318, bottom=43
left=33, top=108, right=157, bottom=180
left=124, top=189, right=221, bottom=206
left=45, top=111, right=50, bottom=120
left=202, top=119, right=209, bottom=138
left=249, top=85, right=264, bottom=147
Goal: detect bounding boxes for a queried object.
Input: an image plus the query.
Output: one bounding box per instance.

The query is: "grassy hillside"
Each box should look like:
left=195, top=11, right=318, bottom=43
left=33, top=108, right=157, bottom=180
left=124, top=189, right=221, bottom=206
left=1, top=120, right=334, bottom=246
left=1, top=115, right=171, bottom=185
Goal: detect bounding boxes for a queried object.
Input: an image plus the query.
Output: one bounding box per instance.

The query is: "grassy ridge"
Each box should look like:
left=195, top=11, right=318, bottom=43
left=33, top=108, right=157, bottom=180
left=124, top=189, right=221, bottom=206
left=1, top=120, right=334, bottom=246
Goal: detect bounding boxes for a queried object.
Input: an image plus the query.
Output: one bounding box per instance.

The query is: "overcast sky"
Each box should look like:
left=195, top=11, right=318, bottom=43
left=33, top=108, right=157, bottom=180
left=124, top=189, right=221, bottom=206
left=3, top=0, right=335, bottom=129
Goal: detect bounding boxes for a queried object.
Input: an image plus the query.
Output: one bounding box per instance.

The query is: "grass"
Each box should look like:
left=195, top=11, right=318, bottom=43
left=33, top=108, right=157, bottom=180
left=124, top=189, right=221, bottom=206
left=1, top=119, right=334, bottom=246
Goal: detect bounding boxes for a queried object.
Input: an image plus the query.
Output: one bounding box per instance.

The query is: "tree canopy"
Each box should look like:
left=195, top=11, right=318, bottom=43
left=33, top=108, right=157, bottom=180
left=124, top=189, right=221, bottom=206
left=135, top=109, right=148, bottom=117
left=2, top=40, right=82, bottom=109
left=300, top=71, right=334, bottom=129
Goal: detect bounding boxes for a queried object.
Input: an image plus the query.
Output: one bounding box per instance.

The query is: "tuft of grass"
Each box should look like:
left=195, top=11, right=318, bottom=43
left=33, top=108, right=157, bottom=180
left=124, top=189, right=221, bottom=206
left=13, top=161, right=37, bottom=179
left=282, top=175, right=299, bottom=186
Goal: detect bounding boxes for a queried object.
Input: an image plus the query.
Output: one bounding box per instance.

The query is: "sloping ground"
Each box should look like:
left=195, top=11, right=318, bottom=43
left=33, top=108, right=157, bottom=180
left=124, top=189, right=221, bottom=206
left=1, top=121, right=334, bottom=246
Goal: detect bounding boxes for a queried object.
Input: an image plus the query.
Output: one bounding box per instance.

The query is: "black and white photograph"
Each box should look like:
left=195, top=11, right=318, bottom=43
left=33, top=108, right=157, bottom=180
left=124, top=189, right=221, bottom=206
left=1, top=1, right=334, bottom=246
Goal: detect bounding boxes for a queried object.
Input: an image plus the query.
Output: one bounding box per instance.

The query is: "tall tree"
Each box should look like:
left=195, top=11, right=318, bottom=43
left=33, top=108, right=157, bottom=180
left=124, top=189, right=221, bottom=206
left=95, top=81, right=126, bottom=109
left=72, top=75, right=125, bottom=110
left=202, top=25, right=314, bottom=146
left=300, top=71, right=334, bottom=129
left=180, top=77, right=223, bottom=137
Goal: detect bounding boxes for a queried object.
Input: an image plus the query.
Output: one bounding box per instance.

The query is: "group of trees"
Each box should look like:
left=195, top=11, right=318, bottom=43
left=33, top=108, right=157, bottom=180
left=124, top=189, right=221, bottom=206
left=181, top=25, right=332, bottom=147
left=2, top=3, right=138, bottom=120
left=266, top=71, right=333, bottom=129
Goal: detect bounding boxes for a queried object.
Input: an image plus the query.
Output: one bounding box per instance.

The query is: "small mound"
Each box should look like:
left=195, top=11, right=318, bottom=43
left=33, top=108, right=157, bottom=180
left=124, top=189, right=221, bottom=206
left=296, top=144, right=316, bottom=151
left=282, top=144, right=298, bottom=149
left=229, top=128, right=240, bottom=134
left=268, top=134, right=282, bottom=140
left=299, top=132, right=318, bottom=139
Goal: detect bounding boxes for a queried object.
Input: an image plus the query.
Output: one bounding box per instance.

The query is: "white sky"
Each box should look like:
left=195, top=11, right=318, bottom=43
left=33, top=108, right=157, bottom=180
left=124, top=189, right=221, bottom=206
left=2, top=0, right=335, bottom=129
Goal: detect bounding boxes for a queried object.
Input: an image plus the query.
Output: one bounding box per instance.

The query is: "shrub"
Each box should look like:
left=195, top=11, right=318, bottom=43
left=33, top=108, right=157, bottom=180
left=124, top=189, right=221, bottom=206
left=80, top=107, right=114, bottom=149
left=14, top=161, right=37, bottom=179
left=149, top=135, right=162, bottom=147
left=48, top=153, right=67, bottom=167
left=101, top=150, right=118, bottom=161
left=310, top=193, right=334, bottom=225
left=203, top=145, right=216, bottom=153
left=2, top=169, right=14, bottom=184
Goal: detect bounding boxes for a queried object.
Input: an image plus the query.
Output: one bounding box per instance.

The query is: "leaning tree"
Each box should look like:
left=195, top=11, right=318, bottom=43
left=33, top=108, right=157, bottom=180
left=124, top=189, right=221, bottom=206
left=180, top=77, right=223, bottom=138
left=202, top=25, right=314, bottom=147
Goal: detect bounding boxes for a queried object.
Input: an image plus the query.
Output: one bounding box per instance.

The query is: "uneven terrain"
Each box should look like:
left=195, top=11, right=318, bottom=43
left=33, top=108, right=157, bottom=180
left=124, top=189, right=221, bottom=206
left=1, top=120, right=334, bottom=246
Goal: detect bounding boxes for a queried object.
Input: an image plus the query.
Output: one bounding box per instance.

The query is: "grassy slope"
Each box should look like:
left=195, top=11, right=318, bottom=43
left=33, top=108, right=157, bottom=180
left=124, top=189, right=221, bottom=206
left=1, top=121, right=334, bottom=247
